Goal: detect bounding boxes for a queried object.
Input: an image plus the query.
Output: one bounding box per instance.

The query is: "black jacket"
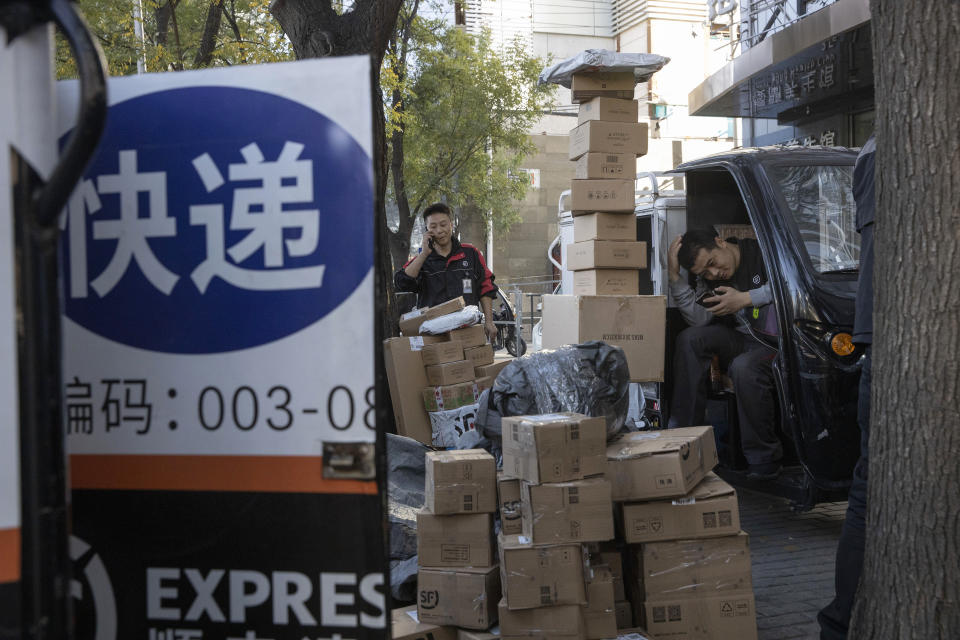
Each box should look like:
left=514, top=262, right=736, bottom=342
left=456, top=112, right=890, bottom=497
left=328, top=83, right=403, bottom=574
left=394, top=238, right=498, bottom=309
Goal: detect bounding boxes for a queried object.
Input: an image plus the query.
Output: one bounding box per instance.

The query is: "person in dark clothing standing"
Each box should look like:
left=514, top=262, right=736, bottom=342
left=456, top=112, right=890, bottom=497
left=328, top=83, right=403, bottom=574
left=667, top=228, right=782, bottom=479
left=394, top=202, right=499, bottom=342
left=818, top=134, right=875, bottom=640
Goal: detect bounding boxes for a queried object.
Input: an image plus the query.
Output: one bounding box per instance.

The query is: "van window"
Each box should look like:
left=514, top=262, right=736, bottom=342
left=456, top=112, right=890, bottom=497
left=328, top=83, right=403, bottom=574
left=769, top=165, right=858, bottom=274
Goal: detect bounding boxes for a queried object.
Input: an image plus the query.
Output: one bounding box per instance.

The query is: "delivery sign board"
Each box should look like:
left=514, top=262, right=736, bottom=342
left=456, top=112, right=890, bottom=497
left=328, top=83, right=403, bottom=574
left=58, top=58, right=386, bottom=639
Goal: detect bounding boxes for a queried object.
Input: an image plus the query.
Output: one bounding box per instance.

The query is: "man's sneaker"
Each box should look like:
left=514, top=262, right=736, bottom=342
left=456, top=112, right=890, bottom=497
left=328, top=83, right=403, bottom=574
left=747, top=461, right=782, bottom=480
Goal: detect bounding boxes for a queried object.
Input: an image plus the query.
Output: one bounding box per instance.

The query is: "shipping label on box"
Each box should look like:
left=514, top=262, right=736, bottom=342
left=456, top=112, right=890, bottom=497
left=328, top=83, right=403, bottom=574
left=644, top=591, right=758, bottom=640
left=520, top=477, right=614, bottom=544
left=571, top=71, right=636, bottom=103
left=569, top=121, right=648, bottom=160
left=583, top=566, right=617, bottom=640
left=417, top=511, right=493, bottom=568
left=498, top=535, right=587, bottom=610
left=497, top=600, right=586, bottom=639
left=448, top=324, right=487, bottom=347
left=392, top=604, right=458, bottom=640
left=429, top=403, right=481, bottom=449
left=417, top=565, right=501, bottom=630
left=573, top=212, right=637, bottom=242
left=423, top=381, right=479, bottom=412
left=606, top=426, right=718, bottom=501
left=464, top=344, right=495, bottom=367
left=384, top=337, right=432, bottom=444
left=422, top=341, right=466, bottom=366
left=570, top=179, right=635, bottom=213
left=426, top=360, right=475, bottom=386
left=501, top=413, right=607, bottom=484
left=636, top=531, right=753, bottom=601
left=573, top=269, right=640, bottom=296
left=475, top=359, right=511, bottom=380
left=578, top=97, right=639, bottom=124
left=567, top=240, right=647, bottom=271
left=621, top=472, right=740, bottom=543
left=400, top=297, right=466, bottom=335
left=575, top=152, right=630, bottom=179
left=498, top=473, right=523, bottom=535
left=426, top=449, right=497, bottom=515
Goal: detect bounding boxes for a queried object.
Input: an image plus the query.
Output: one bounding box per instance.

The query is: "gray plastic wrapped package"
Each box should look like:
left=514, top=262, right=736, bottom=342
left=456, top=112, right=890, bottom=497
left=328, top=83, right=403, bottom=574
left=477, top=341, right=630, bottom=441
left=418, top=305, right=482, bottom=334
left=386, top=433, right=429, bottom=600
left=539, top=49, right=670, bottom=87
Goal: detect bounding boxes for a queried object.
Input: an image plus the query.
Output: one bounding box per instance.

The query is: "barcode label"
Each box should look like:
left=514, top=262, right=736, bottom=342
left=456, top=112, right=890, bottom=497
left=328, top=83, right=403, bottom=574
left=605, top=155, right=619, bottom=162
left=570, top=425, right=580, bottom=441
left=463, top=494, right=473, bottom=511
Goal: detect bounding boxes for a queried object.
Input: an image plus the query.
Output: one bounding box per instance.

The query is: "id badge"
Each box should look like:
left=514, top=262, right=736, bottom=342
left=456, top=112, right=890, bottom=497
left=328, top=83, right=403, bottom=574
left=462, top=278, right=473, bottom=294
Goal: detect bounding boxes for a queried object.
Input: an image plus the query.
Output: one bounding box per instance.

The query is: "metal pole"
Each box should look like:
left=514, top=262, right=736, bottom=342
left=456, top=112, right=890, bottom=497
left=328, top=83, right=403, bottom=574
left=513, top=290, right=522, bottom=357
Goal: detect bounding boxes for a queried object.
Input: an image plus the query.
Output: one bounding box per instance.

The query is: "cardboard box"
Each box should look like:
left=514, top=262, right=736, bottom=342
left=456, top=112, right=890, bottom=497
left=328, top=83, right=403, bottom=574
left=499, top=535, right=586, bottom=610
left=426, top=360, right=475, bottom=386
left=520, top=477, right=614, bottom=543
left=423, top=381, right=480, bottom=412
left=392, top=605, right=457, bottom=640
left=614, top=601, right=633, bottom=629
left=422, top=341, right=466, bottom=366
left=571, top=72, right=636, bottom=102
left=573, top=269, right=640, bottom=296
left=583, top=566, right=617, bottom=640
left=400, top=297, right=467, bottom=335
left=634, top=532, right=753, bottom=601
left=575, top=152, right=631, bottom=179
left=417, top=565, right=500, bottom=629
left=501, top=413, right=607, bottom=484
left=425, top=449, right=497, bottom=515
left=591, top=548, right=625, bottom=601
left=498, top=600, right=586, bottom=639
left=643, top=592, right=758, bottom=640
left=570, top=179, right=635, bottom=213
left=573, top=212, right=637, bottom=242
left=464, top=344, right=495, bottom=368
left=578, top=97, right=639, bottom=124
left=448, top=324, right=487, bottom=348
left=567, top=240, right=647, bottom=270
left=569, top=121, right=648, bottom=160
left=621, top=472, right=740, bottom=543
left=475, top=376, right=493, bottom=392
left=417, top=511, right=493, bottom=568
left=498, top=474, right=523, bottom=535
left=457, top=631, right=499, bottom=640
left=384, top=336, right=432, bottom=444
left=541, top=295, right=666, bottom=382
left=475, top=359, right=511, bottom=379
left=606, top=426, right=719, bottom=501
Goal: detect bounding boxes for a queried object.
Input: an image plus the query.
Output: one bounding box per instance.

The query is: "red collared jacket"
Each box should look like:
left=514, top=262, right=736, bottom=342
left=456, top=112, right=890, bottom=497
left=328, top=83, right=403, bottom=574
left=394, top=238, right=498, bottom=308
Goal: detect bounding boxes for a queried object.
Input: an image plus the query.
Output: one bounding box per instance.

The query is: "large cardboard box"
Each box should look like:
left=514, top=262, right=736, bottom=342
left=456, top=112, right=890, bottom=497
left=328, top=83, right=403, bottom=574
left=621, top=472, right=740, bottom=543
left=569, top=121, right=648, bottom=160
left=567, top=240, right=647, bottom=270
left=425, top=449, right=497, bottom=515
left=583, top=566, right=617, bottom=640
left=606, top=427, right=719, bottom=501
left=497, top=600, right=586, bottom=639
left=499, top=535, right=586, bottom=609
left=475, top=359, right=511, bottom=379
left=392, top=605, right=457, bottom=640
left=384, top=336, right=432, bottom=444
left=464, top=344, right=495, bottom=367
left=501, top=413, right=607, bottom=484
left=400, top=297, right=466, bottom=335
left=573, top=212, right=637, bottom=242
left=422, top=341, right=466, bottom=366
left=643, top=592, right=758, bottom=640
left=614, top=600, right=632, bottom=629
left=417, top=565, right=500, bottom=629
left=573, top=269, right=640, bottom=296
left=570, top=71, right=635, bottom=102
left=520, top=477, right=614, bottom=543
left=426, top=360, right=475, bottom=386
left=448, top=324, right=487, bottom=347
left=575, top=152, right=630, bottom=179
left=423, top=381, right=480, bottom=412
left=570, top=179, right=635, bottom=213
left=541, top=295, right=666, bottom=382
left=498, top=474, right=523, bottom=535
left=417, top=511, right=494, bottom=568
left=634, top=532, right=753, bottom=601
left=578, top=97, right=639, bottom=124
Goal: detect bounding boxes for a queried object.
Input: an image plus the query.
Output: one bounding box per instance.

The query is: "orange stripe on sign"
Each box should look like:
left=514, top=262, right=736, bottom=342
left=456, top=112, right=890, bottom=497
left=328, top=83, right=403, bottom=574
left=0, top=527, right=20, bottom=583
left=70, top=455, right=378, bottom=495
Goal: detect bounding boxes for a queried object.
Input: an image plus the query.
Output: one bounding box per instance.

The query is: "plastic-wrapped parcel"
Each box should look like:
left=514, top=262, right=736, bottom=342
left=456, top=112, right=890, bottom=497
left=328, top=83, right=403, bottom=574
left=386, top=433, right=429, bottom=600
left=539, top=49, right=670, bottom=87
left=477, top=341, right=630, bottom=441
left=419, top=305, right=482, bottom=334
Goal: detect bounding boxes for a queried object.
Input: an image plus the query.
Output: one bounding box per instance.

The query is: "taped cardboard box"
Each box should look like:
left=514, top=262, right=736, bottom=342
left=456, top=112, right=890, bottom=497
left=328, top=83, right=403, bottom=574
left=426, top=360, right=475, bottom=386
left=570, top=179, right=635, bottom=214
left=498, top=474, right=523, bottom=535
left=392, top=604, right=457, bottom=640
left=423, top=381, right=479, bottom=412
left=465, top=344, right=495, bottom=367
left=571, top=71, right=636, bottom=102
left=401, top=297, right=467, bottom=335
left=501, top=413, right=607, bottom=484
left=475, top=359, right=511, bottom=380
left=430, top=403, right=482, bottom=450
left=590, top=547, right=625, bottom=601
left=520, top=477, right=614, bottom=544
left=573, top=269, right=640, bottom=296
left=632, top=532, right=753, bottom=601
left=422, top=341, right=466, bottom=366
left=417, top=511, right=494, bottom=568
left=575, top=153, right=631, bottom=180
left=425, top=449, right=497, bottom=515
left=583, top=565, right=617, bottom=640
left=643, top=591, right=758, bottom=640
left=567, top=240, right=647, bottom=270
left=498, top=534, right=587, bottom=610
left=606, top=426, right=718, bottom=501
left=417, top=565, right=501, bottom=629
left=614, top=600, right=633, bottom=629
left=578, top=97, right=639, bottom=124
left=541, top=295, right=666, bottom=382
left=621, top=472, right=740, bottom=543
left=569, top=121, right=648, bottom=160
left=449, top=324, right=488, bottom=348
left=573, top=212, right=637, bottom=242
left=498, top=600, right=586, bottom=639
left=475, top=376, right=494, bottom=392
left=384, top=336, right=432, bottom=444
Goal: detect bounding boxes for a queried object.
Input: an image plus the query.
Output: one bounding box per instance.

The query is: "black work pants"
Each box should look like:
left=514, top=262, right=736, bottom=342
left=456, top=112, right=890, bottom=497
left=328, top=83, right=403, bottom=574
left=668, top=323, right=781, bottom=465
left=818, top=346, right=871, bottom=639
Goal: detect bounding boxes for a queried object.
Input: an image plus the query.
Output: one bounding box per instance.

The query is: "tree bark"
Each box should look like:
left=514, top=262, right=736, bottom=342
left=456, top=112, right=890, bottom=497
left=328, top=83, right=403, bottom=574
left=193, top=1, right=224, bottom=68
left=850, top=2, right=960, bottom=637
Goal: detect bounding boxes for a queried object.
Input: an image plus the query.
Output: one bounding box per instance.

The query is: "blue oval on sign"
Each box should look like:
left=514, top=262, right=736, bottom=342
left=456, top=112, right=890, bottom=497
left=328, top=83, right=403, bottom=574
left=60, top=86, right=373, bottom=354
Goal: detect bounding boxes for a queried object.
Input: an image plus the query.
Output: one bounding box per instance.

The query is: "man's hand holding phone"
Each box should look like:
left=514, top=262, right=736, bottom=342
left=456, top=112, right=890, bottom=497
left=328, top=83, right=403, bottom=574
left=700, top=286, right=751, bottom=316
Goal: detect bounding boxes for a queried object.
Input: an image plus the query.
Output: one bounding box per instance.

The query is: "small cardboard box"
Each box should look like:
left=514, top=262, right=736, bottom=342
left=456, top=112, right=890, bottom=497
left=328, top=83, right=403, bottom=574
left=417, top=565, right=500, bottom=629
left=578, top=97, right=639, bottom=124
left=575, top=152, right=631, bottom=179
left=569, top=121, right=648, bottom=160
left=571, top=72, right=635, bottom=102
left=573, top=212, right=637, bottom=242
left=498, top=599, right=586, bottom=639
left=425, top=449, right=497, bottom=515
left=392, top=604, right=457, bottom=640
left=400, top=297, right=467, bottom=335
left=621, top=472, right=740, bottom=543
left=498, top=473, right=523, bottom=535
left=426, top=360, right=475, bottom=386
left=643, top=591, right=758, bottom=640
left=570, top=179, right=636, bottom=213
left=423, top=381, right=480, bottom=412
left=498, top=536, right=586, bottom=610
left=635, top=532, right=753, bottom=601
left=583, top=566, right=617, bottom=640
left=448, top=324, right=487, bottom=348
left=520, top=477, right=614, bottom=543
left=464, top=344, right=495, bottom=368
left=475, top=359, right=511, bottom=380
left=384, top=336, right=432, bottom=444
left=417, top=511, right=493, bottom=568
left=422, top=341, right=466, bottom=366
left=541, top=295, right=666, bottom=382
left=567, top=240, right=647, bottom=271
left=606, top=426, right=719, bottom=501
left=614, top=600, right=632, bottom=629
left=573, top=269, right=640, bottom=296
left=501, top=413, right=607, bottom=484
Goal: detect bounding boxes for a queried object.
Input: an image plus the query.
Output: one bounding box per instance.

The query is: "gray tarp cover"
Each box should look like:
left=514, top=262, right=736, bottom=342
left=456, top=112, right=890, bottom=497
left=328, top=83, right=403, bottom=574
left=539, top=49, right=670, bottom=87
left=386, top=432, right=429, bottom=601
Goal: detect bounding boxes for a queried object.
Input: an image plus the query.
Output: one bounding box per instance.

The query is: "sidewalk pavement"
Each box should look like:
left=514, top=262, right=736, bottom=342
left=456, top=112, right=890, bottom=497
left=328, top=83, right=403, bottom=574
left=739, top=488, right=848, bottom=640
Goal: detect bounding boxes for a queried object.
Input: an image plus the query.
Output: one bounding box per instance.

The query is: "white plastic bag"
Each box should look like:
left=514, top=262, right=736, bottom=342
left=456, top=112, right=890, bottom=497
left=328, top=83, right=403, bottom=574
left=419, top=305, right=482, bottom=335
left=429, top=403, right=481, bottom=449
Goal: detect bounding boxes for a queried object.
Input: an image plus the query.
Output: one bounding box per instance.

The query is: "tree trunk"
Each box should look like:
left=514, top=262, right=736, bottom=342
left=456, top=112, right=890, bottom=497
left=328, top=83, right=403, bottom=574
left=193, top=1, right=224, bottom=68
left=850, top=2, right=960, bottom=637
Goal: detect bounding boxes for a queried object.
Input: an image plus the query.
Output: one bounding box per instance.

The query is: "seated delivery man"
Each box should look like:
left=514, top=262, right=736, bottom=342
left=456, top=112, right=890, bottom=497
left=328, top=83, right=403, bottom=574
left=667, top=228, right=782, bottom=479
left=394, top=202, right=498, bottom=342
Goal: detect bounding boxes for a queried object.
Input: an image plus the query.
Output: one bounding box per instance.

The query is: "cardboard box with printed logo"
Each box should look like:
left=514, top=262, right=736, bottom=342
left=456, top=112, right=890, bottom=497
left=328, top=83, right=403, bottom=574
left=422, top=381, right=479, bottom=412
left=578, top=97, right=639, bottom=124
left=497, top=600, right=586, bottom=639
left=570, top=179, right=635, bottom=213
left=417, top=565, right=500, bottom=629
left=498, top=535, right=587, bottom=610
left=568, top=121, right=648, bottom=160
left=498, top=474, right=523, bottom=535
left=384, top=336, right=432, bottom=444
left=400, top=297, right=466, bottom=335
left=573, top=269, right=640, bottom=296
left=575, top=152, right=631, bottom=179
left=632, top=532, right=753, bottom=601
left=501, top=413, right=607, bottom=484
left=520, top=477, right=614, bottom=544
left=464, top=344, right=495, bottom=368
left=391, top=604, right=457, bottom=640
left=425, top=360, right=475, bottom=386
left=417, top=511, right=494, bottom=568
left=475, top=376, right=493, bottom=393
left=573, top=212, right=637, bottom=242
left=421, top=341, right=466, bottom=366
left=448, top=324, right=488, bottom=348
left=475, top=359, right=511, bottom=380
left=425, top=449, right=497, bottom=515
left=567, top=240, right=647, bottom=270
left=643, top=592, right=758, bottom=640
left=621, top=472, right=740, bottom=543
left=582, top=565, right=617, bottom=640
left=570, top=72, right=636, bottom=102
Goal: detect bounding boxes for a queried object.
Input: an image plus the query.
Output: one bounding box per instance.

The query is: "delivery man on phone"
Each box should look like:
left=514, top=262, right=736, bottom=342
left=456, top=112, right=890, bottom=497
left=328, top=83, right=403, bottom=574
left=394, top=202, right=499, bottom=342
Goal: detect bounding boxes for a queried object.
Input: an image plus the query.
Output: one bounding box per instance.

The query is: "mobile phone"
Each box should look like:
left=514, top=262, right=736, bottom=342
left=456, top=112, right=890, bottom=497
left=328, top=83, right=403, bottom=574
left=695, top=289, right=720, bottom=307
left=427, top=236, right=435, bottom=250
